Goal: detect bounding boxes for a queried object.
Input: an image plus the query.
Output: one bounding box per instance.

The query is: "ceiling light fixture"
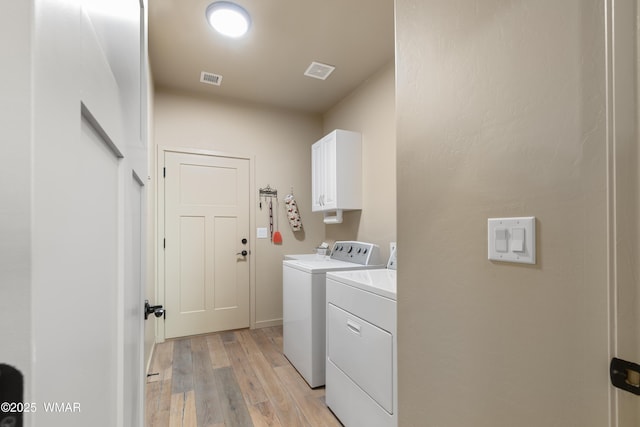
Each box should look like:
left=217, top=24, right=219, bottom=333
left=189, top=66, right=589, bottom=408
left=206, top=1, right=251, bottom=38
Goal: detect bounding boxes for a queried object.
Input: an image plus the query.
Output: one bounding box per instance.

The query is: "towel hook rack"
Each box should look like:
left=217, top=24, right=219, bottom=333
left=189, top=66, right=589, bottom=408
left=259, top=185, right=278, bottom=209
left=259, top=185, right=278, bottom=198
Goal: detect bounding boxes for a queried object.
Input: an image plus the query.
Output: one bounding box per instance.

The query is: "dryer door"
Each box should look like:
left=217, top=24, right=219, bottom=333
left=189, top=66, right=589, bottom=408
left=327, top=303, right=393, bottom=413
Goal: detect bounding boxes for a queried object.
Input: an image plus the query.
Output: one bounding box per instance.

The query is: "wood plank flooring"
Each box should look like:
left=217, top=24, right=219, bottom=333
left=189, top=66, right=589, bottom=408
left=145, top=326, right=342, bottom=427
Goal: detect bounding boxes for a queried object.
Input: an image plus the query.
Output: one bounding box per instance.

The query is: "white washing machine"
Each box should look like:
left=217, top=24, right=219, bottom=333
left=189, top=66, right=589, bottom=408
left=325, top=250, right=397, bottom=427
left=283, top=241, right=383, bottom=388
left=283, top=253, right=329, bottom=262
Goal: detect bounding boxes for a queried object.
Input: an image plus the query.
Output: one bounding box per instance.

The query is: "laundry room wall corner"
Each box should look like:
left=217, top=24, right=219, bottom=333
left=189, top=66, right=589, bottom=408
left=322, top=62, right=397, bottom=261
left=152, top=89, right=325, bottom=333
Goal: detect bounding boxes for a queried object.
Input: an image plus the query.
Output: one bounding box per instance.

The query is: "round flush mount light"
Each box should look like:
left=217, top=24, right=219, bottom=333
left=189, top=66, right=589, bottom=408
left=206, top=1, right=251, bottom=38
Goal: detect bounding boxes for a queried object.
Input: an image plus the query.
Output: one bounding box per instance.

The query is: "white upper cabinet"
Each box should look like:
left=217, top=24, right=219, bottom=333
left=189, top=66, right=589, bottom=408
left=312, top=130, right=362, bottom=222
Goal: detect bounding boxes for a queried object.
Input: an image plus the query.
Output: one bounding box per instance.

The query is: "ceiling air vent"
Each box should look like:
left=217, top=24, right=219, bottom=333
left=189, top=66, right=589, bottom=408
left=304, top=61, right=335, bottom=80
left=200, top=71, right=223, bottom=86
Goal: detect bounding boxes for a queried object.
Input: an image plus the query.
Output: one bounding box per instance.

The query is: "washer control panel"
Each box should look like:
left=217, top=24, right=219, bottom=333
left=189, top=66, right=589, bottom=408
left=330, top=241, right=382, bottom=266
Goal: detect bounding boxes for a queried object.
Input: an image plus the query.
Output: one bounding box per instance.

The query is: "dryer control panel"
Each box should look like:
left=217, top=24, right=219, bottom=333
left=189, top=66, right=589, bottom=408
left=330, top=241, right=382, bottom=266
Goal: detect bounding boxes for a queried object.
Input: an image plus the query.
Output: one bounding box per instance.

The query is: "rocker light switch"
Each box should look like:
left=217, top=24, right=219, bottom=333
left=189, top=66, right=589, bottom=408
left=512, top=227, right=525, bottom=252
left=488, top=217, right=536, bottom=264
left=495, top=229, right=508, bottom=252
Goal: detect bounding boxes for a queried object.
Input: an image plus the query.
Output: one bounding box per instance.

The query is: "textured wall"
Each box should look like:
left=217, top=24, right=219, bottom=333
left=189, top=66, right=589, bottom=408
left=395, top=1, right=626, bottom=425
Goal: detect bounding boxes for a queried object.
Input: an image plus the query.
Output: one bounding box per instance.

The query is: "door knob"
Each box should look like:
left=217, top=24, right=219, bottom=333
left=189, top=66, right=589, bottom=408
left=236, top=250, right=248, bottom=256
left=144, top=300, right=165, bottom=320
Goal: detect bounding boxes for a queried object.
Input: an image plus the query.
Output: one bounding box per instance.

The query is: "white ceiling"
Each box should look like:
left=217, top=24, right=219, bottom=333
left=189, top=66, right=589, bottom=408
left=149, top=0, right=395, bottom=113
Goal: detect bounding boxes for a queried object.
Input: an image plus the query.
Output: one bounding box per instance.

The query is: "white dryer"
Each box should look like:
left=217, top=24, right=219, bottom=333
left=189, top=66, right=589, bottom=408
left=283, top=241, right=383, bottom=388
left=325, top=250, right=397, bottom=427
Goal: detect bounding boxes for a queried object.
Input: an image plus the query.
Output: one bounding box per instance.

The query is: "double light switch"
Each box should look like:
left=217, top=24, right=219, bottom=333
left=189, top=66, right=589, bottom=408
left=488, top=217, right=536, bottom=264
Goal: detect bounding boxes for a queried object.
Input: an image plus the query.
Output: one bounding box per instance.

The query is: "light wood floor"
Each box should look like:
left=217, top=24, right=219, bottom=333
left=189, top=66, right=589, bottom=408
left=145, top=326, right=342, bottom=427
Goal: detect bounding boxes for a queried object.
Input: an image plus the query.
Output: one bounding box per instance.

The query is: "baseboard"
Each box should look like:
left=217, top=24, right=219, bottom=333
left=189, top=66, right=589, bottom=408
left=253, top=318, right=283, bottom=329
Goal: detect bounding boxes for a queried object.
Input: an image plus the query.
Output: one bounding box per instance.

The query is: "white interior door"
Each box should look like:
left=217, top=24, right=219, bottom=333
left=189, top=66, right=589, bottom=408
left=163, top=151, right=250, bottom=338
left=32, top=109, right=122, bottom=426
left=5, top=0, right=147, bottom=425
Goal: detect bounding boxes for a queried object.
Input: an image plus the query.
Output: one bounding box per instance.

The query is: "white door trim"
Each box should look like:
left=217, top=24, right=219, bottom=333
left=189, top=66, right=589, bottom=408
left=604, top=0, right=640, bottom=425
left=156, top=145, right=256, bottom=341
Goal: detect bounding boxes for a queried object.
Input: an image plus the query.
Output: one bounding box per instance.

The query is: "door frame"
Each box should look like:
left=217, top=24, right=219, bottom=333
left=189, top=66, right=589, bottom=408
left=156, top=146, right=256, bottom=341
left=605, top=0, right=640, bottom=423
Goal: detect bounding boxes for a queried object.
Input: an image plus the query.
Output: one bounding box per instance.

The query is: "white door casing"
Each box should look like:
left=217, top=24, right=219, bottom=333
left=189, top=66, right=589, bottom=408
left=124, top=171, right=146, bottom=426
left=607, top=0, right=640, bottom=424
left=161, top=150, right=251, bottom=339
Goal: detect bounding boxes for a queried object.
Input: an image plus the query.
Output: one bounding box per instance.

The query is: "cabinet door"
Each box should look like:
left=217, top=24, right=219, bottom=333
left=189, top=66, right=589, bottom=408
left=311, top=139, right=325, bottom=211
left=323, top=136, right=338, bottom=209
left=312, top=130, right=360, bottom=213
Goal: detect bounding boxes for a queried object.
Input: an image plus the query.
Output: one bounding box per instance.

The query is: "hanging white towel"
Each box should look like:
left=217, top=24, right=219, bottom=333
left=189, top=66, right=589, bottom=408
left=284, top=194, right=303, bottom=231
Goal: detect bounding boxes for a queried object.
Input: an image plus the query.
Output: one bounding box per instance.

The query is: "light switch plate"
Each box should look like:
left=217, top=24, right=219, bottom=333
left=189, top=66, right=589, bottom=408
left=256, top=227, right=268, bottom=239
left=488, top=217, right=536, bottom=264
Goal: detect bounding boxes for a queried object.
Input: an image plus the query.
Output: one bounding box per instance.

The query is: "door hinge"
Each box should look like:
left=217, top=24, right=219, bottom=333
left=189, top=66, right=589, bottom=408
left=163, top=238, right=165, bottom=249
left=610, top=357, right=640, bottom=396
left=163, top=167, right=166, bottom=178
